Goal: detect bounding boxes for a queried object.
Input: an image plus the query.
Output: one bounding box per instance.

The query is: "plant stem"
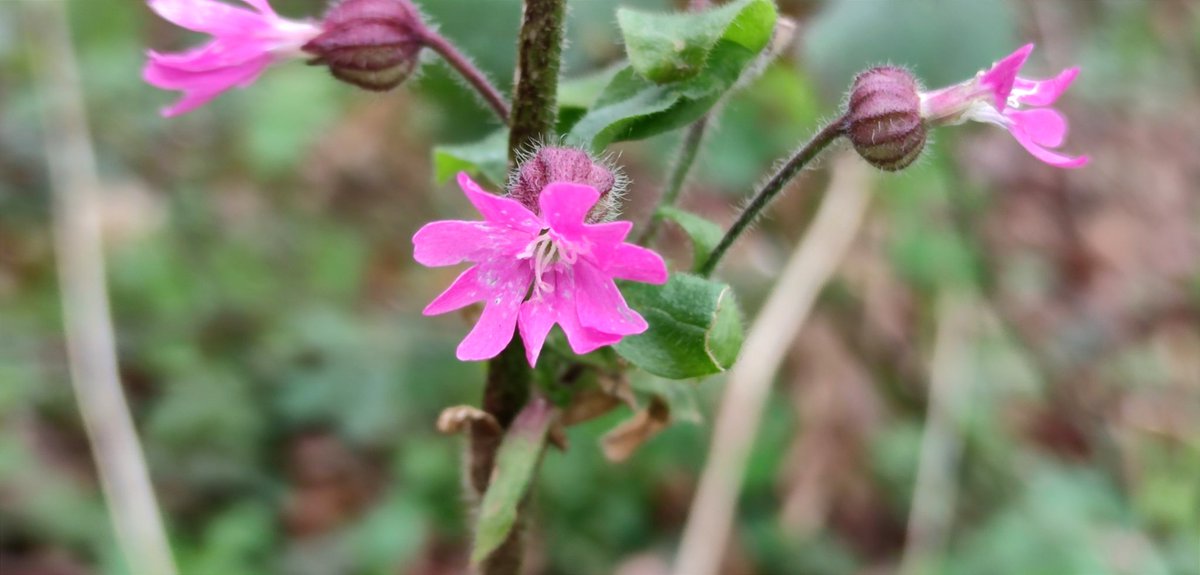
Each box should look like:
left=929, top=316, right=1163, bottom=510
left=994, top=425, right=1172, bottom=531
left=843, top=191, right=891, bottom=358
left=673, top=154, right=873, bottom=575
left=506, top=0, right=566, bottom=157
left=636, top=115, right=709, bottom=245
left=421, top=30, right=511, bottom=125
left=28, top=3, right=179, bottom=574
left=473, top=0, right=565, bottom=572
left=636, top=0, right=713, bottom=246
left=697, top=116, right=846, bottom=277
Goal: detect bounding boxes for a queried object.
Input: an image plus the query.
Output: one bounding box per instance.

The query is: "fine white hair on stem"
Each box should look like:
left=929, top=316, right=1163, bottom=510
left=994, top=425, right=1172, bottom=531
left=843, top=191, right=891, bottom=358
left=672, top=152, right=873, bottom=575
left=25, top=3, right=179, bottom=575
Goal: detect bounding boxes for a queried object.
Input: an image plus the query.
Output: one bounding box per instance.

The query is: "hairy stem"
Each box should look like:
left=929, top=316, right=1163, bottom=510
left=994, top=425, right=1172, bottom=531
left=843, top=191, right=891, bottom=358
left=637, top=115, right=710, bottom=245
left=421, top=30, right=511, bottom=125
left=698, top=117, right=846, bottom=277
left=506, top=0, right=566, bottom=158
left=473, top=0, right=565, bottom=573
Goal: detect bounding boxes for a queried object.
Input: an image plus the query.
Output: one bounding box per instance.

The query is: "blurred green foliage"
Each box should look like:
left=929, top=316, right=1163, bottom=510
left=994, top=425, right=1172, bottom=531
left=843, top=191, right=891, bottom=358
left=2, top=0, right=1198, bottom=574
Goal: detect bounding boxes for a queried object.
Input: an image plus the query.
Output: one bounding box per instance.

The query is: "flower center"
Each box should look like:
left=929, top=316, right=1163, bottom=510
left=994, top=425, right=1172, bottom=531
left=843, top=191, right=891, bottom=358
left=518, top=230, right=578, bottom=299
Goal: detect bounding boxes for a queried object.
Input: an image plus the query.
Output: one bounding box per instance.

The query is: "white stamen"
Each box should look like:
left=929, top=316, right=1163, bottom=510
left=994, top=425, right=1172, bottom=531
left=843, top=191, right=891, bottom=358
left=519, top=230, right=578, bottom=300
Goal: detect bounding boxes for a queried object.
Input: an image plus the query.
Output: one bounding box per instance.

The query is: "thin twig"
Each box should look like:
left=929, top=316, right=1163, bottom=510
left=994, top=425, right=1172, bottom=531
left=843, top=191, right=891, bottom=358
left=898, top=294, right=974, bottom=575
left=25, top=3, right=178, bottom=575
left=636, top=115, right=710, bottom=246
left=672, top=153, right=873, bottom=575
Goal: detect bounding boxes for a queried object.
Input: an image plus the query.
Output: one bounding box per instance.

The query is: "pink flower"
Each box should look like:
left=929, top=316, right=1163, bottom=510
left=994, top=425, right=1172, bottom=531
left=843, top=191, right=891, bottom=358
left=919, top=44, right=1089, bottom=169
left=413, top=173, right=669, bottom=366
left=143, top=0, right=321, bottom=117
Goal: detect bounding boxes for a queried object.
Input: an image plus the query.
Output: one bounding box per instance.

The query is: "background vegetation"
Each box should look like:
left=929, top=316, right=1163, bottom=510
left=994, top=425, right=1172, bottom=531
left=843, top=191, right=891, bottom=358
left=2, top=0, right=1198, bottom=573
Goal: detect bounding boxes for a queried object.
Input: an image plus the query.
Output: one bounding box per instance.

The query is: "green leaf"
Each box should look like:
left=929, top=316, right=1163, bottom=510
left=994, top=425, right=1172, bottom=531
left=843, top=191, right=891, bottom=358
left=433, top=129, right=509, bottom=187
left=618, top=0, right=777, bottom=83
left=558, top=64, right=622, bottom=112
left=471, top=399, right=553, bottom=565
left=615, top=273, right=744, bottom=379
left=568, top=0, right=777, bottom=151
left=656, top=206, right=723, bottom=272
left=557, top=64, right=623, bottom=134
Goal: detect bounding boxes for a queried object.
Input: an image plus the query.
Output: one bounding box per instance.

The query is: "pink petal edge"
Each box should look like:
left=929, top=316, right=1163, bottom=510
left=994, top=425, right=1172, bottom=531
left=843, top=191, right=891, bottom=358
left=981, top=43, right=1034, bottom=109
left=456, top=172, right=542, bottom=234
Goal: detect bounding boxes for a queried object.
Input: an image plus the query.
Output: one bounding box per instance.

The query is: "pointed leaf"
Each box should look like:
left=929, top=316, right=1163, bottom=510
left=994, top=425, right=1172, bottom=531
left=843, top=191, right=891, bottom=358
left=471, top=398, right=554, bottom=565
left=618, top=0, right=777, bottom=83
left=568, top=0, right=777, bottom=151
left=656, top=206, right=723, bottom=272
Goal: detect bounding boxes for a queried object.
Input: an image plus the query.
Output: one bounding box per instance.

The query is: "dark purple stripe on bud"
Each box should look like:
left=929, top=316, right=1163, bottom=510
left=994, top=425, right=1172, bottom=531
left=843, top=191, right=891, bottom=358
left=844, top=67, right=926, bottom=172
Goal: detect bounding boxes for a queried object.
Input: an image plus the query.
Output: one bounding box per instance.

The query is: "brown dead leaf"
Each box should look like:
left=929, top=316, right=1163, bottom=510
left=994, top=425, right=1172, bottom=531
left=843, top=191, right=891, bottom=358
left=436, top=405, right=501, bottom=436
left=601, top=396, right=671, bottom=462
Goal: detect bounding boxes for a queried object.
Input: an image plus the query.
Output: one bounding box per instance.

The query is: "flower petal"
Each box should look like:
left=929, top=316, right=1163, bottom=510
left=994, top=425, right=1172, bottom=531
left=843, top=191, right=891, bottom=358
left=423, top=266, right=486, bottom=315
left=424, top=261, right=531, bottom=316
left=1014, top=67, right=1079, bottom=107
left=572, top=260, right=648, bottom=336
left=143, top=51, right=269, bottom=88
left=148, top=0, right=268, bottom=35
left=457, top=172, right=542, bottom=234
left=454, top=265, right=533, bottom=361
left=237, top=0, right=276, bottom=16
left=413, top=220, right=531, bottom=267
left=1008, top=126, right=1090, bottom=169
left=582, top=220, right=633, bottom=245
left=143, top=54, right=270, bottom=116
left=518, top=265, right=622, bottom=365
left=593, top=242, right=668, bottom=284
left=981, top=43, right=1034, bottom=109
left=146, top=41, right=269, bottom=73
left=1006, top=108, right=1068, bottom=148
left=517, top=289, right=558, bottom=366
left=539, top=181, right=600, bottom=239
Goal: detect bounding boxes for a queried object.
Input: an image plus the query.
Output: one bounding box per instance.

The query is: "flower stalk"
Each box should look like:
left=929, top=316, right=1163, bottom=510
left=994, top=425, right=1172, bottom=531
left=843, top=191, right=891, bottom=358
left=506, top=0, right=566, bottom=156
left=420, top=30, right=511, bottom=124
left=637, top=114, right=709, bottom=246
left=473, top=0, right=567, bottom=572
left=698, top=116, right=845, bottom=277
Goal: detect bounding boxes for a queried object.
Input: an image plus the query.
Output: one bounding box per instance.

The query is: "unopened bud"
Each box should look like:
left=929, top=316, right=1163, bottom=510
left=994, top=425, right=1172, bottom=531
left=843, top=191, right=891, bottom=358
left=303, top=0, right=426, bottom=91
left=844, top=67, right=926, bottom=172
left=510, top=147, right=626, bottom=222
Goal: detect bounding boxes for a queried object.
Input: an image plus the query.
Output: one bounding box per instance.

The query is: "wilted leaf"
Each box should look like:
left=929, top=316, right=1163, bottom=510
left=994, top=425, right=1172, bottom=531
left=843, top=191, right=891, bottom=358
left=601, top=395, right=671, bottom=462
left=436, top=405, right=501, bottom=436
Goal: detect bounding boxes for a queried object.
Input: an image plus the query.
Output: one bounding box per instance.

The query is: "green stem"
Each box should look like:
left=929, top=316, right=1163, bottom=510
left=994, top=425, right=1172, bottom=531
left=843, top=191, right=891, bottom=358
left=637, top=115, right=710, bottom=245
left=697, top=116, right=846, bottom=277
left=474, top=0, right=565, bottom=572
left=506, top=0, right=567, bottom=159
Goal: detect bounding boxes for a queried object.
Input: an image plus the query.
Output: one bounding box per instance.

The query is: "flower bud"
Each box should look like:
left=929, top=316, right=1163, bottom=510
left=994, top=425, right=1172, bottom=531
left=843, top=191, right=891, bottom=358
left=510, top=147, right=627, bottom=221
left=844, top=67, right=926, bottom=172
left=303, top=0, right=426, bottom=91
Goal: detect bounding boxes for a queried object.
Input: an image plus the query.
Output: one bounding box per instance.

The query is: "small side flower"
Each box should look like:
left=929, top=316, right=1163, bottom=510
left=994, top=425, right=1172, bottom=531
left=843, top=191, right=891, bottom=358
left=919, top=43, right=1089, bottom=168
left=143, top=0, right=321, bottom=117
left=413, top=173, right=668, bottom=366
